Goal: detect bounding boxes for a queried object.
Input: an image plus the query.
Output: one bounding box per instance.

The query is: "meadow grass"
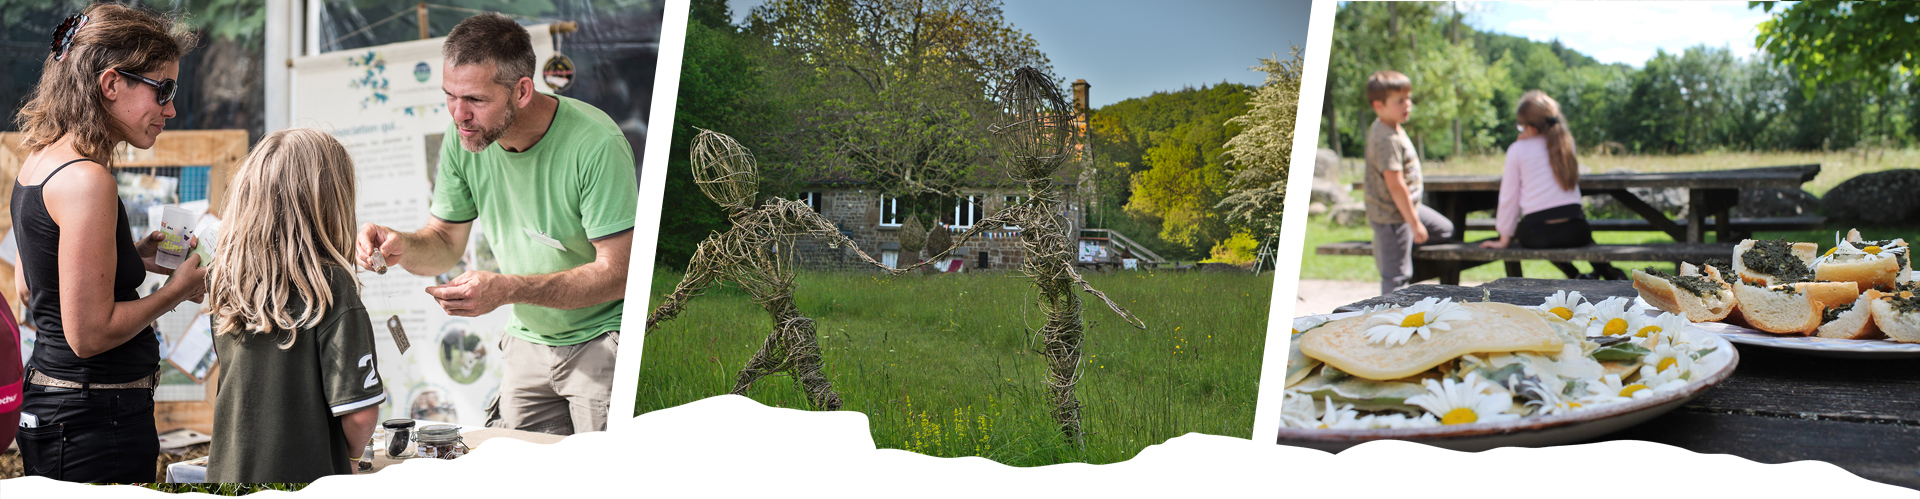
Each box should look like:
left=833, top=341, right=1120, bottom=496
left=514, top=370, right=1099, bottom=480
left=635, top=269, right=1273, bottom=466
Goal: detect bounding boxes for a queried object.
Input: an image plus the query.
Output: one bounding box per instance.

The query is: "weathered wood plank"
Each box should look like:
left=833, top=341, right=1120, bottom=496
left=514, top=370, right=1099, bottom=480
left=1419, top=165, right=1821, bottom=192
left=1596, top=411, right=1920, bottom=490
left=1316, top=241, right=1735, bottom=263
left=1461, top=216, right=1827, bottom=232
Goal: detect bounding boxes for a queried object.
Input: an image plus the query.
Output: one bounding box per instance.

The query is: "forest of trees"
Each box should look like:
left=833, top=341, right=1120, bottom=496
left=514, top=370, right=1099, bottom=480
left=664, top=0, right=1300, bottom=265
left=1323, top=2, right=1920, bottom=161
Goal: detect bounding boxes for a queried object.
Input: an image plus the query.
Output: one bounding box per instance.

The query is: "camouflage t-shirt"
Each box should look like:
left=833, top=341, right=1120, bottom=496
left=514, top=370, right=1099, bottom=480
left=1364, top=119, right=1424, bottom=225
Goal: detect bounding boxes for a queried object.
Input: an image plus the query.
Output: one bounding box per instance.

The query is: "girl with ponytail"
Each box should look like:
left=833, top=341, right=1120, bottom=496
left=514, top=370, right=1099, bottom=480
left=1479, top=91, right=1624, bottom=280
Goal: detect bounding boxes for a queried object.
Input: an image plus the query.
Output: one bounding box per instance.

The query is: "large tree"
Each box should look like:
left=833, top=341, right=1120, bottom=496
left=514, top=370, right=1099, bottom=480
left=1218, top=47, right=1305, bottom=236
left=742, top=0, right=1051, bottom=198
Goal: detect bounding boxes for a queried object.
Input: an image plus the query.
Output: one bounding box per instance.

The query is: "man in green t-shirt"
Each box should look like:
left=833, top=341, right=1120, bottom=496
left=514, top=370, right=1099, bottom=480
left=356, top=13, right=635, bottom=435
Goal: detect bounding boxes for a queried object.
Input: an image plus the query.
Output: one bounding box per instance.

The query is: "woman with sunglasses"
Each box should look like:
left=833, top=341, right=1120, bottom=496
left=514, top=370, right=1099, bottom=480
left=9, top=4, right=204, bottom=482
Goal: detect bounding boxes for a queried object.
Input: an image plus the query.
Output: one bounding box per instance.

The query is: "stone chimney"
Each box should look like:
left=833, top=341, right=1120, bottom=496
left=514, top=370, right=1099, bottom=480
left=1071, top=79, right=1090, bottom=152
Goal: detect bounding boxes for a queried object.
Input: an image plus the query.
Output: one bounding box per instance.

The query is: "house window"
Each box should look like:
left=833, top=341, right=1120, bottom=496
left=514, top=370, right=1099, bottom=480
left=799, top=192, right=824, bottom=213
left=947, top=194, right=983, bottom=228
left=881, top=250, right=899, bottom=268
left=1002, top=195, right=1026, bottom=229
left=878, top=195, right=902, bottom=227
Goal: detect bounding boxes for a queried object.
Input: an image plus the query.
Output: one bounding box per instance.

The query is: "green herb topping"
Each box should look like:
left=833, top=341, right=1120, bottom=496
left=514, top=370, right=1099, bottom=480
left=1743, top=239, right=1814, bottom=283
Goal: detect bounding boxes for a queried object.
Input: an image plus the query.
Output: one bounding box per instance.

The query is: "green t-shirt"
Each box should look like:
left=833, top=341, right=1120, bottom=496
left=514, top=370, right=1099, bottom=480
left=209, top=265, right=386, bottom=483
left=430, top=94, right=637, bottom=346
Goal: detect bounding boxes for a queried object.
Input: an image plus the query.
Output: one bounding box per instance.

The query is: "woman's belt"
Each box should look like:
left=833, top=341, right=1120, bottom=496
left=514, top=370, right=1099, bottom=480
left=27, top=368, right=160, bottom=390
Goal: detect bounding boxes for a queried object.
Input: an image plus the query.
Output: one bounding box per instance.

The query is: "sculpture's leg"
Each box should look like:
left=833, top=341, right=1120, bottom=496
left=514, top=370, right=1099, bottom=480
left=777, top=315, right=843, bottom=410
left=731, top=326, right=787, bottom=397
left=1040, top=275, right=1085, bottom=445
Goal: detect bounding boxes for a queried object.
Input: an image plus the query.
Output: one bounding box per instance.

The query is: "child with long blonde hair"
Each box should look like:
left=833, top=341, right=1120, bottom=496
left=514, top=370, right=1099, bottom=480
left=206, top=128, right=386, bottom=482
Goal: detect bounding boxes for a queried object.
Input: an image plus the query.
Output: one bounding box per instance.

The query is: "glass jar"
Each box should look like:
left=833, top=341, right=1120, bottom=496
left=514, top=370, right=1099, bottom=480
left=415, top=424, right=468, bottom=460
left=381, top=419, right=416, bottom=458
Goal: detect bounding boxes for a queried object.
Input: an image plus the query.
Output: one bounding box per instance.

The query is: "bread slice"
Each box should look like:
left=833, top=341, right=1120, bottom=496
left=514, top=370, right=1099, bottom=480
left=1815, top=291, right=1883, bottom=340
left=1797, top=281, right=1866, bottom=310
left=1733, top=239, right=1818, bottom=287
left=1840, top=229, right=1912, bottom=286
left=1731, top=281, right=1824, bottom=335
left=1632, top=264, right=1734, bottom=322
left=1867, top=290, right=1920, bottom=343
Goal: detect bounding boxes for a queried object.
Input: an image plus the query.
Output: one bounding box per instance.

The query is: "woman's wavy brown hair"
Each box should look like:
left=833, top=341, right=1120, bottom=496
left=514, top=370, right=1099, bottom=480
left=1517, top=90, right=1580, bottom=191
left=209, top=129, right=359, bottom=347
left=12, top=3, right=197, bottom=165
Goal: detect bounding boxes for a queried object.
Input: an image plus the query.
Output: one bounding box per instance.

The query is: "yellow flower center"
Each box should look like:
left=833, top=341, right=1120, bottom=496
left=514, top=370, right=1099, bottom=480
left=1568, top=401, right=1583, bottom=408
left=1657, top=357, right=1678, bottom=373
left=1637, top=325, right=1662, bottom=338
left=1400, top=312, right=1428, bottom=328
left=1619, top=384, right=1650, bottom=398
left=1291, top=329, right=1299, bottom=335
left=1824, top=247, right=1838, bottom=257
left=1866, top=246, right=1883, bottom=255
left=1441, top=407, right=1478, bottom=425
left=1550, top=307, right=1573, bottom=320
left=1604, top=318, right=1629, bottom=336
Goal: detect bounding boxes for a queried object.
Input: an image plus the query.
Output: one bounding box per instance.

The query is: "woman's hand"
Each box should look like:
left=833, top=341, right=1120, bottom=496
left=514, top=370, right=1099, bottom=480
left=135, top=231, right=197, bottom=275
left=163, top=253, right=209, bottom=304
left=1479, top=238, right=1511, bottom=249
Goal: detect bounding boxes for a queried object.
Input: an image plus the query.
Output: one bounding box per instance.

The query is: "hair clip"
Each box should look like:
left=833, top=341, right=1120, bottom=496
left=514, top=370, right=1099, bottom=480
left=1543, top=116, right=1561, bottom=126
left=51, top=14, right=88, bottom=62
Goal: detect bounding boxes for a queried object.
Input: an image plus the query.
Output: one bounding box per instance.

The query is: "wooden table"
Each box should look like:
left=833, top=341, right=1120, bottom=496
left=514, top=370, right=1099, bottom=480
left=1334, top=278, right=1920, bottom=490
left=1421, top=164, right=1821, bottom=243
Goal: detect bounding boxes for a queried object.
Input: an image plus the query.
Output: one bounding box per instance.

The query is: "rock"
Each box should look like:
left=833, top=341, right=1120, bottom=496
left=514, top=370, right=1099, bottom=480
left=1733, top=188, right=1821, bottom=218
left=1824, top=169, right=1920, bottom=224
left=1310, top=178, right=1351, bottom=206
left=1308, top=202, right=1329, bottom=217
left=1314, top=148, right=1341, bottom=181
left=1330, top=202, right=1368, bottom=226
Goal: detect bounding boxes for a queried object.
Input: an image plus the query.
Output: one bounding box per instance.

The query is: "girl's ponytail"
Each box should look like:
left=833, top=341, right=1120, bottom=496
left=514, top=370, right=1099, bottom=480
left=1518, top=91, right=1579, bottom=191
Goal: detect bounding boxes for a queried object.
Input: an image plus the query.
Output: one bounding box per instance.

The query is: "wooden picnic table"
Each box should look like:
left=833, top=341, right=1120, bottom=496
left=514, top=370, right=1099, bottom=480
left=1333, top=278, right=1920, bottom=490
left=1422, top=164, right=1822, bottom=243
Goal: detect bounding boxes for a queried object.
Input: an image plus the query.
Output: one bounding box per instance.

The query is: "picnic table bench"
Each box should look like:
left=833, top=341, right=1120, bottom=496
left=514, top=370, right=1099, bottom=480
left=1325, top=165, right=1819, bottom=283
left=1328, top=278, right=1920, bottom=490
left=1316, top=240, right=1734, bottom=284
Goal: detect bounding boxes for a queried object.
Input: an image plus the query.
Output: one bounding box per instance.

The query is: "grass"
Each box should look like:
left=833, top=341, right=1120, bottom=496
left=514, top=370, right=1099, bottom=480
left=635, top=269, right=1272, bottom=466
left=1305, top=150, right=1920, bottom=283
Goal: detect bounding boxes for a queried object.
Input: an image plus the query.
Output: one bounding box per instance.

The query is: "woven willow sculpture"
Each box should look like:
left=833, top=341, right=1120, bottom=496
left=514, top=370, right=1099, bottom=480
left=647, top=129, right=905, bottom=410
left=928, top=67, right=1147, bottom=443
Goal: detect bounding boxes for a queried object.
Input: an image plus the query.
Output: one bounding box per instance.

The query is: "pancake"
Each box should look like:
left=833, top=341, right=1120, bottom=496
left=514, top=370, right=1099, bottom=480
left=1299, top=302, right=1566, bottom=381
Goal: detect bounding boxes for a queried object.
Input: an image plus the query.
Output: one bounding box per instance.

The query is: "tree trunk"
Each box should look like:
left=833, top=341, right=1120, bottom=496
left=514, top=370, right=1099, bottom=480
left=1325, top=76, right=1342, bottom=157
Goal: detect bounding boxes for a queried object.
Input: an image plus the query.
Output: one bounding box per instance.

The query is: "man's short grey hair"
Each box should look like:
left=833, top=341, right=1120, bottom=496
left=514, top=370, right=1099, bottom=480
left=443, top=12, right=535, bottom=89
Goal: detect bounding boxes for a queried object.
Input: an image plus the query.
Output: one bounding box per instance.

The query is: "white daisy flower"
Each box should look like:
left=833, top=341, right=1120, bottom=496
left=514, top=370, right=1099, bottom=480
left=1405, top=372, right=1522, bottom=426
left=1814, top=237, right=1906, bottom=267
left=1588, top=373, right=1658, bottom=402
left=1518, top=378, right=1583, bottom=416
left=1535, top=290, right=1595, bottom=323
left=1292, top=316, right=1331, bottom=335
left=1639, top=341, right=1695, bottom=382
left=1585, top=296, right=1638, bottom=337
left=1363, top=297, right=1472, bottom=346
left=1358, top=413, right=1440, bottom=429
left=1314, top=397, right=1364, bottom=429
left=1357, top=302, right=1396, bottom=314
left=1632, top=312, right=1693, bottom=347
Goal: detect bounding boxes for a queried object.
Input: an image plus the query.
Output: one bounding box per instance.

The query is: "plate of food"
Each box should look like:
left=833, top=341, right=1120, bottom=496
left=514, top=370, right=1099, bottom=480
left=1629, top=229, right=1920, bottom=359
left=1277, top=292, right=1739, bottom=453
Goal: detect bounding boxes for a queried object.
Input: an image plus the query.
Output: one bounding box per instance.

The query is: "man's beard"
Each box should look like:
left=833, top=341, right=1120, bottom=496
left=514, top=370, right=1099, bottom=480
left=458, top=104, right=516, bottom=153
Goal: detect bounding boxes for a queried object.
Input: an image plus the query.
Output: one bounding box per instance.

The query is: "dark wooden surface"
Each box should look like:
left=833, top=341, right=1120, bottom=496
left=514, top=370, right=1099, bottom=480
left=1417, top=165, right=1822, bottom=244
left=1419, top=164, right=1820, bottom=192
left=1330, top=278, right=1920, bottom=489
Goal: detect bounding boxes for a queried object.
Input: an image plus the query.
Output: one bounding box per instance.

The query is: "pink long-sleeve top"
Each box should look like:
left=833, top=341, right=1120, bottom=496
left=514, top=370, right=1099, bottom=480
left=1496, top=136, right=1584, bottom=239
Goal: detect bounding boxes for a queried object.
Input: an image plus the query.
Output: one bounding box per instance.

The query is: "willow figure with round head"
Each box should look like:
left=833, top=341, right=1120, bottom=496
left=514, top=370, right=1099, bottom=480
left=929, top=67, right=1147, bottom=445
left=647, top=129, right=906, bottom=410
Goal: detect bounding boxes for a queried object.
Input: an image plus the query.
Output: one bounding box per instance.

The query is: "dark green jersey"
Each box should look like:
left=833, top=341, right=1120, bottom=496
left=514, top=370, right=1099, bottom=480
left=208, top=265, right=386, bottom=483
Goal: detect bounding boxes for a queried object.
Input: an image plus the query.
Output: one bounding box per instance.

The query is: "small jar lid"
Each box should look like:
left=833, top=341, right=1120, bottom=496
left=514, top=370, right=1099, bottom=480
left=417, top=424, right=461, bottom=442
left=382, top=418, right=416, bottom=429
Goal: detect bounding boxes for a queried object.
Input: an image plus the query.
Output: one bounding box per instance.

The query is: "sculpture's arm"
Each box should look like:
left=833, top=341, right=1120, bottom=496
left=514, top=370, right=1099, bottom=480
left=1058, top=259, right=1148, bottom=330
left=917, top=208, right=1025, bottom=267
left=775, top=200, right=915, bottom=275
left=646, top=238, right=725, bottom=332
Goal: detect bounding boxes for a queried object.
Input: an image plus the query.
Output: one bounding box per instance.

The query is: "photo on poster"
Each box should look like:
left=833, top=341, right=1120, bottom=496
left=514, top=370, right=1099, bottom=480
left=1280, top=1, right=1919, bottom=489
left=636, top=0, right=1309, bottom=465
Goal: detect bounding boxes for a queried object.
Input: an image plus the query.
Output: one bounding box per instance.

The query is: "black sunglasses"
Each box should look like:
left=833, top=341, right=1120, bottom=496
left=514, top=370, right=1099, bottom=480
left=112, top=69, right=177, bottom=105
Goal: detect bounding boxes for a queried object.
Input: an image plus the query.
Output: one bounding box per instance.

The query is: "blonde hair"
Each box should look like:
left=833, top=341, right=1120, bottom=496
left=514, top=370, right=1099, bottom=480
left=209, top=129, right=359, bottom=346
left=13, top=4, right=197, bottom=165
left=1517, top=90, right=1579, bottom=191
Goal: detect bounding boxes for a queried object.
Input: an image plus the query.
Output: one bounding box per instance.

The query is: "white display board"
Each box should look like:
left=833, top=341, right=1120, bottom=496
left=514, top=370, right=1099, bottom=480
left=290, top=27, right=555, bottom=427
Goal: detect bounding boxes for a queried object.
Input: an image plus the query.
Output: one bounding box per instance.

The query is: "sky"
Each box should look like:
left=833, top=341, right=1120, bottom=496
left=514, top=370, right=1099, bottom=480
left=1468, top=1, right=1777, bottom=67
left=725, top=0, right=1314, bottom=108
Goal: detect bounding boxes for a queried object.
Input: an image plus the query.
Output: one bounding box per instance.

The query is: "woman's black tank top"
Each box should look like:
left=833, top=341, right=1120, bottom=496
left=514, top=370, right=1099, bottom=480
left=10, top=159, right=157, bottom=384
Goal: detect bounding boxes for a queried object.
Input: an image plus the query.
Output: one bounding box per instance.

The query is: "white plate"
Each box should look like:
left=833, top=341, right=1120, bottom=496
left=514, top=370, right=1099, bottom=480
left=1277, top=316, right=1740, bottom=453
left=1632, top=297, right=1920, bottom=359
